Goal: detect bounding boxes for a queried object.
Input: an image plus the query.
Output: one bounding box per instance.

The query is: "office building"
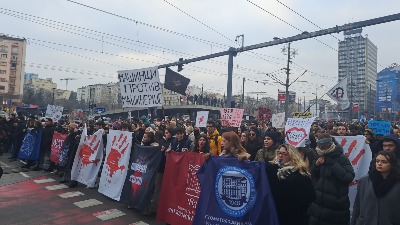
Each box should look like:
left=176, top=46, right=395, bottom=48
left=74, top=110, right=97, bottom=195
left=376, top=64, right=400, bottom=120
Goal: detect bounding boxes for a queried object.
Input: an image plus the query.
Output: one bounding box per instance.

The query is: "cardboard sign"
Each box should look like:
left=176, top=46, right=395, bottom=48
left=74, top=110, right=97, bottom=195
left=118, top=67, right=163, bottom=108
left=45, top=104, right=64, bottom=123
left=271, top=112, right=285, bottom=128
left=220, top=108, right=244, bottom=127
left=292, top=111, right=312, bottom=118
left=284, top=117, right=315, bottom=147
left=196, top=111, right=209, bottom=127
left=368, top=120, right=391, bottom=135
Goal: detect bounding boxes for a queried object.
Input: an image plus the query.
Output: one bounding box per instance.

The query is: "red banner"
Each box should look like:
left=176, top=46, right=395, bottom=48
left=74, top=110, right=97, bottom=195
left=50, top=132, right=68, bottom=163
left=157, top=152, right=205, bottom=225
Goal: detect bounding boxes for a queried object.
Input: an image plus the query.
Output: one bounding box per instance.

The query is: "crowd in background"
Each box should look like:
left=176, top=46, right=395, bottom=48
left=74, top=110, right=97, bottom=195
left=0, top=112, right=400, bottom=225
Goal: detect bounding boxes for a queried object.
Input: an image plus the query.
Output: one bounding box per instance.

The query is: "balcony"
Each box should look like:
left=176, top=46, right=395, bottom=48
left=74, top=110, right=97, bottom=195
left=9, top=74, right=16, bottom=78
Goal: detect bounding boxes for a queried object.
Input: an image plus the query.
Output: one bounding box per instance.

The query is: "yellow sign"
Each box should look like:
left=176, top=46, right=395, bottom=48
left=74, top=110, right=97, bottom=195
left=292, top=111, right=312, bottom=118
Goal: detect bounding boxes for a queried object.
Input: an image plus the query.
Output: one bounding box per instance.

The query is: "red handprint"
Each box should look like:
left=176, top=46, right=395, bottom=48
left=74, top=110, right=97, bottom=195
left=105, top=133, right=129, bottom=181
left=341, top=138, right=365, bottom=165
left=79, top=135, right=101, bottom=168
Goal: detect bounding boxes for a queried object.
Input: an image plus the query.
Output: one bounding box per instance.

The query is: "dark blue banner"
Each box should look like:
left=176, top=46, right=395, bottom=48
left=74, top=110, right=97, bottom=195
left=193, top=157, right=279, bottom=225
left=120, top=144, right=162, bottom=211
left=18, top=129, right=42, bottom=161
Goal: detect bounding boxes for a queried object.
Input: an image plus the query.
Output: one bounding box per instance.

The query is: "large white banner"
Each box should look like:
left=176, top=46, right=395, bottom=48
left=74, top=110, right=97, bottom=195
left=98, top=130, right=133, bottom=201
left=271, top=112, right=285, bottom=128
left=333, top=135, right=372, bottom=212
left=45, top=104, right=64, bottom=122
left=284, top=117, right=315, bottom=147
left=195, top=111, right=209, bottom=127
left=118, top=67, right=163, bottom=108
left=71, top=126, right=104, bottom=187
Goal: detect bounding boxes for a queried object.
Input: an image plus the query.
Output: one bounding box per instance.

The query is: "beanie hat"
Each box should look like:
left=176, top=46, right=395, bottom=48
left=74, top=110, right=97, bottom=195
left=264, top=131, right=280, bottom=144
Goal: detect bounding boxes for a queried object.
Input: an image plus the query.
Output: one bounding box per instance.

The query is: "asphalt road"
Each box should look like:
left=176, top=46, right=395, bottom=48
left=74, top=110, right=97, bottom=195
left=0, top=154, right=163, bottom=225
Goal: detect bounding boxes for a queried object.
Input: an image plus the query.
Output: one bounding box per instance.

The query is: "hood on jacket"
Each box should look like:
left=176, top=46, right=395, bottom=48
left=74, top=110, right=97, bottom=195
left=377, top=134, right=400, bottom=158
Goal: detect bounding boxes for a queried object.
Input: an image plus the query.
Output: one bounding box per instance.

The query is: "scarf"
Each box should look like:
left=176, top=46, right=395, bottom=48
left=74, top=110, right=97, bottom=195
left=369, top=170, right=397, bottom=197
left=316, top=143, right=336, bottom=156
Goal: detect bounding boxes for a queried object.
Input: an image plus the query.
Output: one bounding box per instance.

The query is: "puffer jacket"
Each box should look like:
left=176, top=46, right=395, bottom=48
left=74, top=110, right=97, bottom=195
left=309, top=144, right=355, bottom=225
left=207, top=130, right=222, bottom=156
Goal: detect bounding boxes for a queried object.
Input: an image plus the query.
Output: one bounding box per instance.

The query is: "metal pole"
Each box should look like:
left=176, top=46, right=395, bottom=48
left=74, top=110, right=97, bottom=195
left=242, top=78, right=245, bottom=109
left=315, top=88, right=318, bottom=117
left=284, top=43, right=291, bottom=122
left=369, top=83, right=372, bottom=118
left=303, top=96, right=306, bottom=112
left=226, top=49, right=235, bottom=108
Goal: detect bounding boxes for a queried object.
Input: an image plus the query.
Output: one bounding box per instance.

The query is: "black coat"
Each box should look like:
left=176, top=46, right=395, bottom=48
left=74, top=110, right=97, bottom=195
left=309, top=145, right=355, bottom=225
left=41, top=124, right=55, bottom=151
left=266, top=163, right=316, bottom=225
left=245, top=138, right=263, bottom=161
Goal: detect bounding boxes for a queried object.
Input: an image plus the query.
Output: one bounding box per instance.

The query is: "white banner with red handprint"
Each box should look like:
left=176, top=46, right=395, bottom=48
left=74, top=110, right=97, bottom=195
left=98, top=130, right=133, bottom=201
left=196, top=111, right=209, bottom=127
left=333, top=135, right=372, bottom=212
left=71, top=127, right=104, bottom=187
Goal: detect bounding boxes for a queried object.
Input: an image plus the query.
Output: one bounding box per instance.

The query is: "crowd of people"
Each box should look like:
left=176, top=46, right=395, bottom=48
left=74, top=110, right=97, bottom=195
left=1, top=112, right=400, bottom=225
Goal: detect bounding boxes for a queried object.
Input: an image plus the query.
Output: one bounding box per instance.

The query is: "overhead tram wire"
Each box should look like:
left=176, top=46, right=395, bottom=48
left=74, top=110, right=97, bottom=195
left=0, top=9, right=287, bottom=80
left=59, top=1, right=337, bottom=81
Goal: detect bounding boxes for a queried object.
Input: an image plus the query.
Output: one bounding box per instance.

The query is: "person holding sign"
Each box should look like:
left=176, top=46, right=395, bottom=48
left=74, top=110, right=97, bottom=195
left=351, top=151, right=400, bottom=225
left=309, top=133, right=355, bottom=225
left=265, top=144, right=316, bottom=225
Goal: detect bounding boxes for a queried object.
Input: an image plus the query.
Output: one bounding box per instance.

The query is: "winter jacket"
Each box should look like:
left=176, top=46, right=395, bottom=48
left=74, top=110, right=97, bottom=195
left=368, top=134, right=400, bottom=172
left=255, top=144, right=278, bottom=162
left=245, top=138, right=264, bottom=161
left=309, top=144, right=355, bottom=225
left=351, top=175, right=400, bottom=225
left=266, top=163, right=316, bottom=225
left=207, top=130, right=222, bottom=156
left=41, top=124, right=55, bottom=151
left=170, top=137, right=192, bottom=152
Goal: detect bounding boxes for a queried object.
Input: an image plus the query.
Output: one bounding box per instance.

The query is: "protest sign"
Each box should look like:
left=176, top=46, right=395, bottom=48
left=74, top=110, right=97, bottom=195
left=118, top=67, right=163, bottom=108
left=284, top=117, right=315, bottom=147
left=271, top=112, right=285, bottom=128
left=220, top=108, right=244, bottom=127
left=367, top=120, right=391, bottom=135
left=18, top=129, right=42, bottom=161
left=50, top=132, right=68, bottom=163
left=195, top=111, right=209, bottom=127
left=45, top=104, right=64, bottom=122
left=292, top=111, right=312, bottom=118
left=71, top=126, right=104, bottom=187
left=158, top=152, right=205, bottom=225
left=98, top=130, right=133, bottom=201
left=120, top=144, right=162, bottom=210
left=333, top=136, right=372, bottom=212
left=193, top=157, right=279, bottom=225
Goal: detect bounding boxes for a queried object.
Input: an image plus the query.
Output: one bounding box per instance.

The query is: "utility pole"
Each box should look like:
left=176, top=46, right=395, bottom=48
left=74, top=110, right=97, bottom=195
left=315, top=87, right=318, bottom=117
left=201, top=84, right=204, bottom=105
left=284, top=43, right=292, bottom=122
left=242, top=78, right=245, bottom=109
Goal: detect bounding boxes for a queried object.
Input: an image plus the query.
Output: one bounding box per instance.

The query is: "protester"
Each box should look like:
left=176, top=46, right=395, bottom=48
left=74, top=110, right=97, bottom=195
left=244, top=127, right=264, bottom=161
left=218, top=131, right=250, bottom=159
left=255, top=131, right=280, bottom=161
left=34, top=118, right=55, bottom=171
left=369, top=134, right=400, bottom=172
left=265, top=144, right=316, bottom=225
left=206, top=120, right=222, bottom=156
left=336, top=123, right=348, bottom=136
left=59, top=123, right=81, bottom=188
left=9, top=115, right=26, bottom=162
left=189, top=133, right=211, bottom=154
left=170, top=127, right=192, bottom=152
left=309, top=133, right=355, bottom=225
left=351, top=151, right=400, bottom=225
left=240, top=131, right=250, bottom=147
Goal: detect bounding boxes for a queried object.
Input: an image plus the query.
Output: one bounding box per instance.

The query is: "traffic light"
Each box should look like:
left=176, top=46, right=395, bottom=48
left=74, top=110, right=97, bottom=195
left=178, top=58, right=184, bottom=72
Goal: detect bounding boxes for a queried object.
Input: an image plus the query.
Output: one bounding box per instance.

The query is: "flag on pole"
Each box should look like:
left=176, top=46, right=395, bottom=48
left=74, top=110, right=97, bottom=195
left=326, top=77, right=350, bottom=110
left=164, top=68, right=190, bottom=95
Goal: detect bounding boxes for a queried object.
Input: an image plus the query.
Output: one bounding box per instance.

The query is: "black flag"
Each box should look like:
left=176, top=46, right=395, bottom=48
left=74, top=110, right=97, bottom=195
left=164, top=68, right=190, bottom=95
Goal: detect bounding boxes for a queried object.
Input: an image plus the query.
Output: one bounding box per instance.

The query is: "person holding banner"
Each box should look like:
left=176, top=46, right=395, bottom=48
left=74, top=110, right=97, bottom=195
left=218, top=131, right=251, bottom=159
left=170, top=127, right=192, bottom=152
left=309, top=133, right=355, bottom=225
left=351, top=151, right=400, bottom=225
left=189, top=133, right=211, bottom=154
left=265, top=144, right=316, bottom=225
left=33, top=118, right=55, bottom=171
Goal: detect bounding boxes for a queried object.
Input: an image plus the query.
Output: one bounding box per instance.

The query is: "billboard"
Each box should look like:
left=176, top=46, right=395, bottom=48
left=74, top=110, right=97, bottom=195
left=376, top=70, right=399, bottom=114
left=278, top=90, right=296, bottom=102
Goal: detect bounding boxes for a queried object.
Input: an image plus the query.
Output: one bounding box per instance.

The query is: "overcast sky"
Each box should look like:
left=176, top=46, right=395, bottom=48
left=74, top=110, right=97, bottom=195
left=2, top=0, right=400, bottom=102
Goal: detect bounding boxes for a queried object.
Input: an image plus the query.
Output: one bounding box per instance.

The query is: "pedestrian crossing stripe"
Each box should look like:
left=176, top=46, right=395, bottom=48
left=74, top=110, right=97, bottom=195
left=74, top=199, right=103, bottom=208
left=19, top=172, right=30, bottom=177
left=34, top=178, right=56, bottom=184
left=58, top=191, right=84, bottom=198
left=129, top=222, right=150, bottom=225
left=93, top=209, right=126, bottom=221
left=45, top=184, right=68, bottom=190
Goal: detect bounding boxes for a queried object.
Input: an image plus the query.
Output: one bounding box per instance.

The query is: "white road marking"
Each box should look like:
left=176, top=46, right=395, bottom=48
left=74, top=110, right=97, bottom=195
left=93, top=209, right=125, bottom=221
left=0, top=161, right=10, bottom=167
left=19, top=172, right=30, bottom=177
left=45, top=184, right=68, bottom=190
left=73, top=199, right=103, bottom=208
left=129, top=222, right=150, bottom=225
left=34, top=178, right=56, bottom=184
left=58, top=191, right=84, bottom=198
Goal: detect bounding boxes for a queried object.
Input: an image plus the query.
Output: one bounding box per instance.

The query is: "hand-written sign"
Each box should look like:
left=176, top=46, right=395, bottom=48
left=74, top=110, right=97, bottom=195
left=118, top=67, right=164, bottom=108
left=219, top=108, right=244, bottom=127
left=271, top=112, right=285, bottom=128
left=285, top=117, right=315, bottom=147
left=368, top=120, right=391, bottom=135
left=45, top=104, right=64, bottom=123
left=196, top=111, right=209, bottom=127
left=292, top=111, right=312, bottom=118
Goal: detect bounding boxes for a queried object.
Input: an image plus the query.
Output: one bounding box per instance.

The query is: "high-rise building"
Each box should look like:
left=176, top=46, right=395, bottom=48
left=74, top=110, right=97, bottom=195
left=0, top=35, right=27, bottom=98
left=24, top=73, right=39, bottom=83
left=376, top=64, right=400, bottom=120
left=338, top=28, right=377, bottom=118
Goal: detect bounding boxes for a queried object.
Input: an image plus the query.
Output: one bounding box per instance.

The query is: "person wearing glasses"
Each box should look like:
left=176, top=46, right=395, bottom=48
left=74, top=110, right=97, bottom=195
left=206, top=120, right=222, bottom=156
left=244, top=127, right=263, bottom=161
left=351, top=151, right=400, bottom=225
left=264, top=144, right=316, bottom=225
left=309, top=133, right=355, bottom=225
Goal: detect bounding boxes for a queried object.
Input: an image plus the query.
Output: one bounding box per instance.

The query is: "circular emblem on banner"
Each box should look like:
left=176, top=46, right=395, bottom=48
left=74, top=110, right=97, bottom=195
left=215, top=166, right=256, bottom=217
